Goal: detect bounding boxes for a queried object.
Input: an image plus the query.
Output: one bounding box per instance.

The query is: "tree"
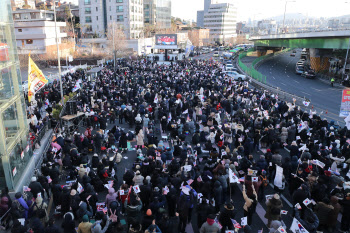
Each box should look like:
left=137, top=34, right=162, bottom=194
left=22, top=4, right=31, bottom=9
left=106, top=22, right=127, bottom=62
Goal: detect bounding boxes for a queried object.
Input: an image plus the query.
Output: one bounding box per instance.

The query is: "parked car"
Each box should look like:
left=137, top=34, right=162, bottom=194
left=301, top=70, right=316, bottom=79
left=295, top=65, right=305, bottom=74
left=225, top=64, right=234, bottom=70
left=223, top=71, right=246, bottom=81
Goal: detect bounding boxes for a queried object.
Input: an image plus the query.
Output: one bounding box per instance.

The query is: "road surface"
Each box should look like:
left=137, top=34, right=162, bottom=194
left=257, top=50, right=344, bottom=123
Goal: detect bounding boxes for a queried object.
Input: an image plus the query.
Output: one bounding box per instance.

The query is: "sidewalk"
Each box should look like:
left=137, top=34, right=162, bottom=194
left=316, top=75, right=343, bottom=88
left=10, top=128, right=53, bottom=193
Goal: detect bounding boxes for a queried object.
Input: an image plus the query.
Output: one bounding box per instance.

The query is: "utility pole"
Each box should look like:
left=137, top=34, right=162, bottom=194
left=343, top=1, right=350, bottom=80
left=53, top=1, right=64, bottom=105
left=343, top=37, right=350, bottom=80
left=69, top=3, right=76, bottom=51
left=282, top=1, right=296, bottom=33
left=112, top=22, right=116, bottom=69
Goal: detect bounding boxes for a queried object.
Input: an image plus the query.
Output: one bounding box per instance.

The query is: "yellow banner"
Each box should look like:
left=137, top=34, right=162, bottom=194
left=28, top=56, right=48, bottom=102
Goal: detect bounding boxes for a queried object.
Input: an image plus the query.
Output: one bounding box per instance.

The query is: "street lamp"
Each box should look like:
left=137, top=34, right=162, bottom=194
left=342, top=1, right=350, bottom=80
left=53, top=1, right=64, bottom=105
left=282, top=0, right=296, bottom=33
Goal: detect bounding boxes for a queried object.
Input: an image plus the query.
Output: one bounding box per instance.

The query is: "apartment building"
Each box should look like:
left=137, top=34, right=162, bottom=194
left=11, top=0, right=36, bottom=10
left=79, top=0, right=144, bottom=39
left=144, top=0, right=171, bottom=29
left=13, top=9, right=72, bottom=57
left=204, top=2, right=237, bottom=44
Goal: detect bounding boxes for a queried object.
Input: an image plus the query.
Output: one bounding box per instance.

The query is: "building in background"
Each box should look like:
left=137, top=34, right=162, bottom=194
left=0, top=0, right=32, bottom=191
left=196, top=0, right=215, bottom=28
left=79, top=0, right=144, bottom=39
left=204, top=2, right=237, bottom=44
left=11, top=0, right=36, bottom=10
left=196, top=11, right=204, bottom=27
left=257, top=19, right=277, bottom=35
left=13, top=9, right=73, bottom=58
left=187, top=28, right=210, bottom=46
left=144, top=0, right=171, bottom=30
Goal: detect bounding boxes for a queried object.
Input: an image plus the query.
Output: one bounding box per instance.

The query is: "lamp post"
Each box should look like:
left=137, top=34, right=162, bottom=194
left=342, top=1, right=350, bottom=80
left=69, top=3, right=76, bottom=51
left=282, top=0, right=296, bottom=33
left=53, top=1, right=64, bottom=105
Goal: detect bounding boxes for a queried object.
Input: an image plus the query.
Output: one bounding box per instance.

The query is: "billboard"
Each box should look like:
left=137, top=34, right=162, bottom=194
left=340, top=89, right=350, bottom=117
left=155, top=34, right=177, bottom=45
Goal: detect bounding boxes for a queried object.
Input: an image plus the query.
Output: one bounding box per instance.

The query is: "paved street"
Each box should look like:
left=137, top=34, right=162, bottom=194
left=257, top=50, right=344, bottom=123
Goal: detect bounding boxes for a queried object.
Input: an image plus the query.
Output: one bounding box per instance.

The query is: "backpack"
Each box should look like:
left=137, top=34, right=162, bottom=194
left=36, top=202, right=46, bottom=219
left=94, top=116, right=99, bottom=122
left=271, top=206, right=281, bottom=215
left=260, top=175, right=269, bottom=187
left=70, top=197, right=79, bottom=211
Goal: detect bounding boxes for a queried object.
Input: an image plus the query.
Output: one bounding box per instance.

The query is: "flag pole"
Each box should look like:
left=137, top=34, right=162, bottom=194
left=53, top=1, right=64, bottom=105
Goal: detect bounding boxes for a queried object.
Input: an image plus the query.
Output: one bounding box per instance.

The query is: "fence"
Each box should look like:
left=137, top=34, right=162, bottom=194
left=238, top=48, right=292, bottom=84
left=238, top=51, right=267, bottom=83
left=47, top=64, right=88, bottom=83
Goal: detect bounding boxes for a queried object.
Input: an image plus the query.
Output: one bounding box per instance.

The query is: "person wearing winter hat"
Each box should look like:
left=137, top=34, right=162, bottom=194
left=219, top=201, right=236, bottom=233
left=77, top=214, right=92, bottom=233
left=142, top=209, right=154, bottom=231
left=264, top=194, right=283, bottom=227
left=133, top=170, right=144, bottom=186
left=199, top=214, right=220, bottom=233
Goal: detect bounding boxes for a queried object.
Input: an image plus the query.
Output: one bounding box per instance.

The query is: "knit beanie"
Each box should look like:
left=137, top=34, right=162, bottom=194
left=82, top=215, right=89, bottom=222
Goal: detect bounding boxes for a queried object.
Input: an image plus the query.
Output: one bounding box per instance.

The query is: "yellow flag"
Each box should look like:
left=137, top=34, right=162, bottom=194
left=28, top=56, right=48, bottom=102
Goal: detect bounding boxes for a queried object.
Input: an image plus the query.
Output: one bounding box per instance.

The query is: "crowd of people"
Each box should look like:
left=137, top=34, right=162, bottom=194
left=1, top=56, right=350, bottom=233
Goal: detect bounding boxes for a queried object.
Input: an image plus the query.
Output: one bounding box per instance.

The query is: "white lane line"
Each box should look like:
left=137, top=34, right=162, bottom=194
left=269, top=184, right=293, bottom=207
left=301, top=91, right=311, bottom=96
left=281, top=83, right=287, bottom=86
left=294, top=80, right=300, bottom=83
left=287, top=75, right=290, bottom=78
left=311, top=87, right=322, bottom=91
left=272, top=76, right=276, bottom=80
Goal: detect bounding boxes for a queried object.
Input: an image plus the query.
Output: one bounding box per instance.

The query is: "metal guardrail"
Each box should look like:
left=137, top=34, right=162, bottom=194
left=250, top=28, right=350, bottom=37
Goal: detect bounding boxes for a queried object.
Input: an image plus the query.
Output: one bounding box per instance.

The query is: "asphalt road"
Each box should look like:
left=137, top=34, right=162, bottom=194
left=257, top=50, right=344, bottom=123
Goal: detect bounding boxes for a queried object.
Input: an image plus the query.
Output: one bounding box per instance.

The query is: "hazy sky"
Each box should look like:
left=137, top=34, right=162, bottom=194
left=171, top=0, right=350, bottom=22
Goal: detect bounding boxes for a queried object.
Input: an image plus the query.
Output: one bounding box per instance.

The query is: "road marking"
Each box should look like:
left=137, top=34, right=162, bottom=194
left=272, top=76, right=276, bottom=80
left=269, top=184, right=293, bottom=207
left=301, top=91, right=311, bottom=96
left=287, top=75, right=290, bottom=78
left=281, top=83, right=287, bottom=86
left=294, top=80, right=299, bottom=83
left=311, top=87, right=322, bottom=91
left=270, top=72, right=272, bottom=74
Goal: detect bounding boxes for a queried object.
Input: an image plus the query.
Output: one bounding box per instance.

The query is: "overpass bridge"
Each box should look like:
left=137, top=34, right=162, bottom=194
left=250, top=30, right=350, bottom=72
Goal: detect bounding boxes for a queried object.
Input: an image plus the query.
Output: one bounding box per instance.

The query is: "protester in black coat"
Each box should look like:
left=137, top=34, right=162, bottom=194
left=29, top=177, right=44, bottom=199
left=61, top=213, right=76, bottom=233
left=219, top=202, right=237, bottom=233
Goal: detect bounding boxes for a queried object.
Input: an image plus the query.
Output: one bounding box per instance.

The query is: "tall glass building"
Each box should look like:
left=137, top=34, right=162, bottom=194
left=144, top=0, right=171, bottom=29
left=0, top=0, right=31, bottom=191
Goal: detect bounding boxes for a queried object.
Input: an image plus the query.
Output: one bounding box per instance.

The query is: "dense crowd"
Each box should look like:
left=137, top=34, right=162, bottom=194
left=1, top=57, right=350, bottom=233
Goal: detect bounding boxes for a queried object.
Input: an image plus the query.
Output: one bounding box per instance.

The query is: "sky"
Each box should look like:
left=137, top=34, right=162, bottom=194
left=171, top=0, right=350, bottom=22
